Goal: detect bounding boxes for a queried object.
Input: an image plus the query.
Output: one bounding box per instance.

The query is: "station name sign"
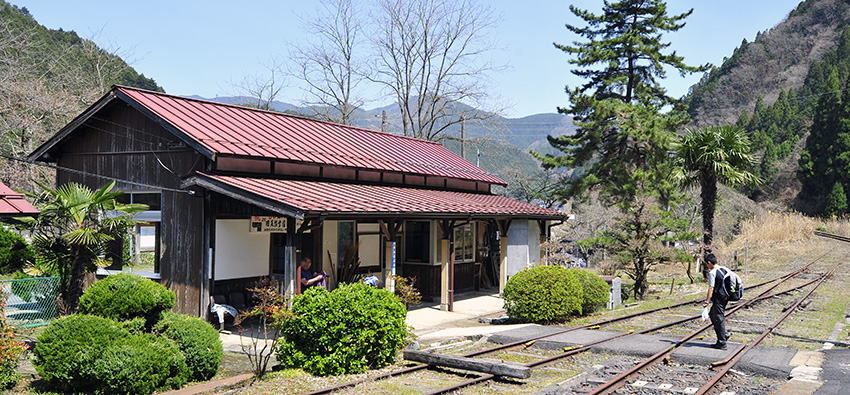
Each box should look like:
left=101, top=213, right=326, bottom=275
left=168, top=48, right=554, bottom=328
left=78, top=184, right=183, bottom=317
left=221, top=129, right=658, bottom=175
left=249, top=216, right=287, bottom=233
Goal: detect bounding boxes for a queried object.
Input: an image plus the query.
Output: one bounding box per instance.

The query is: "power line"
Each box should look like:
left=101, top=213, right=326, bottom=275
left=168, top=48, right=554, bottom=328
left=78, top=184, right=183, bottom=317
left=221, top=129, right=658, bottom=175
left=0, top=152, right=190, bottom=194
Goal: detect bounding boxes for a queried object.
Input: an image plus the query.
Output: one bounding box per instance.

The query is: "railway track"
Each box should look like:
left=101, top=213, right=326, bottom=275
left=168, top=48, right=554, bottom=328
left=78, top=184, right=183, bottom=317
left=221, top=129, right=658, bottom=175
left=300, top=250, right=842, bottom=395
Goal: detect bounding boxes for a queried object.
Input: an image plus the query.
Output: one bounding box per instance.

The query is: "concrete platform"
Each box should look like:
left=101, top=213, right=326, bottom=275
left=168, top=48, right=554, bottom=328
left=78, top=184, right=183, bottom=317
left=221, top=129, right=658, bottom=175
left=490, top=326, right=800, bottom=379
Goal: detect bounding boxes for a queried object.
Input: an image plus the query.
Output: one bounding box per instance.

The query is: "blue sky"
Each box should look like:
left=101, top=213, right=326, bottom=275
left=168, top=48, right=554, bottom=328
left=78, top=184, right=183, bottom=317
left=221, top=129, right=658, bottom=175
left=14, top=0, right=803, bottom=118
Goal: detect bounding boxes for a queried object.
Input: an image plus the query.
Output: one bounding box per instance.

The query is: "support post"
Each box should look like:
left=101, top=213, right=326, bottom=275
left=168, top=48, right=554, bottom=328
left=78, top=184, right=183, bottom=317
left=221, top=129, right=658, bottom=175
left=385, top=240, right=396, bottom=292
left=440, top=238, right=450, bottom=311
left=500, top=233, right=508, bottom=294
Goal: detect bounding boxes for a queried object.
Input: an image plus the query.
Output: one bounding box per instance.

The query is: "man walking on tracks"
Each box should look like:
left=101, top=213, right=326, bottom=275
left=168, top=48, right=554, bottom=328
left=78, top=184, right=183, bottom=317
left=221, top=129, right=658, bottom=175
left=703, top=253, right=730, bottom=350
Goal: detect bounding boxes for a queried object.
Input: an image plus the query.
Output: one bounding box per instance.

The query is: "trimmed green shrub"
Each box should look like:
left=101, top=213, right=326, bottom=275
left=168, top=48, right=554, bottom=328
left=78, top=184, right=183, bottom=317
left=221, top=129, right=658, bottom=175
left=0, top=226, right=33, bottom=274
left=121, top=316, right=148, bottom=334
left=79, top=272, right=175, bottom=325
left=276, top=283, right=407, bottom=376
left=34, top=314, right=189, bottom=394
left=93, top=333, right=189, bottom=394
left=503, top=265, right=583, bottom=323
left=33, top=314, right=130, bottom=392
left=154, top=311, right=223, bottom=381
left=572, top=269, right=609, bottom=315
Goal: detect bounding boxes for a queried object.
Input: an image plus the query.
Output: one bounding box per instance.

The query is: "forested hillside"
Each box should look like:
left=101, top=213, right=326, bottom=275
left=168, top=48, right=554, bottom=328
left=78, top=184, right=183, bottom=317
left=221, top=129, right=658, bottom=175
left=0, top=1, right=161, bottom=192
left=684, top=0, right=850, bottom=212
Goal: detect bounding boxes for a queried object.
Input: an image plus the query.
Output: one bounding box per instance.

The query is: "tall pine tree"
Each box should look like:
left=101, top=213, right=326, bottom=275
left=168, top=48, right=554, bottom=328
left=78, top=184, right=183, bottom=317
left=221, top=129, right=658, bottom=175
left=536, top=0, right=706, bottom=299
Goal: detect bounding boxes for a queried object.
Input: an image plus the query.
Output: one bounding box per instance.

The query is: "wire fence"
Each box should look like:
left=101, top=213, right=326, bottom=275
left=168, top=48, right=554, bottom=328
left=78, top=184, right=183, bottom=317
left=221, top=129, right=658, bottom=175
left=1, top=276, right=60, bottom=328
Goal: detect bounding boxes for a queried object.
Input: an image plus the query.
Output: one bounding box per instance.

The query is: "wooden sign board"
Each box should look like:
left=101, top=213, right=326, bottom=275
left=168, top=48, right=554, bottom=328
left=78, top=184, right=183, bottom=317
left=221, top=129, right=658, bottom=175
left=249, top=216, right=287, bottom=233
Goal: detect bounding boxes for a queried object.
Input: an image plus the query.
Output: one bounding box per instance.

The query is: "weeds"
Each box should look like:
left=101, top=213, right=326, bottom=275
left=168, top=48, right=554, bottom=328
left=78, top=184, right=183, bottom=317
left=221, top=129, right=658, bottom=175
left=235, top=277, right=292, bottom=381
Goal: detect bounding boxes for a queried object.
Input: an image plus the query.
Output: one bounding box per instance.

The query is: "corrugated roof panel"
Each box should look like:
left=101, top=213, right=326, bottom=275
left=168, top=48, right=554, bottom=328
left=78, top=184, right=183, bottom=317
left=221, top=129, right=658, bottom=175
left=117, top=86, right=505, bottom=185
left=0, top=182, right=39, bottom=216
left=201, top=174, right=560, bottom=217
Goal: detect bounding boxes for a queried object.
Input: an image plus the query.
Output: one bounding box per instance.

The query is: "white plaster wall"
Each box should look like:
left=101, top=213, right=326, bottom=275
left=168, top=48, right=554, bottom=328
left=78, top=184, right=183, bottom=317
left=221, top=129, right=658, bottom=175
left=214, top=219, right=270, bottom=280
left=358, top=223, right=381, bottom=269
left=506, top=220, right=545, bottom=281
left=506, top=219, right=530, bottom=281
left=528, top=220, right=541, bottom=266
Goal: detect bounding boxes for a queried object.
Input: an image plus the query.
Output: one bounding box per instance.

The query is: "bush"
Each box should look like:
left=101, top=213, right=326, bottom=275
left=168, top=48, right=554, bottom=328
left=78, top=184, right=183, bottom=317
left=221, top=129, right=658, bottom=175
left=34, top=314, right=189, bottom=394
left=0, top=293, right=26, bottom=390
left=0, top=226, right=33, bottom=274
left=93, top=333, right=189, bottom=394
left=33, top=314, right=130, bottom=392
left=79, top=272, right=175, bottom=325
left=572, top=269, right=609, bottom=315
left=154, top=311, right=223, bottom=381
left=276, top=283, right=407, bottom=376
left=503, top=265, right=583, bottom=323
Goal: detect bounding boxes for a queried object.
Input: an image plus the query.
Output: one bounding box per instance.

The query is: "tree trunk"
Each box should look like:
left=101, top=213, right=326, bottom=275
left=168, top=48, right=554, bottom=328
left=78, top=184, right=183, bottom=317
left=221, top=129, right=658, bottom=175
left=633, top=258, right=648, bottom=300
left=700, top=170, right=718, bottom=246
left=63, top=246, right=91, bottom=314
left=700, top=171, right=717, bottom=279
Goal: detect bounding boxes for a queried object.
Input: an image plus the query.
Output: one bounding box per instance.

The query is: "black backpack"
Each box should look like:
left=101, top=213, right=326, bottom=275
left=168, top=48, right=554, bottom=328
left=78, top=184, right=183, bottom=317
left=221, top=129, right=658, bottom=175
left=715, top=267, right=744, bottom=302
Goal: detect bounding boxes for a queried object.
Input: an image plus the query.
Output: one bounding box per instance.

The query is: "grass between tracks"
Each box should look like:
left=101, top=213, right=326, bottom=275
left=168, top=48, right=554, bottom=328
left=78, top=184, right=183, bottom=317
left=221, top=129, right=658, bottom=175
left=236, top=212, right=850, bottom=394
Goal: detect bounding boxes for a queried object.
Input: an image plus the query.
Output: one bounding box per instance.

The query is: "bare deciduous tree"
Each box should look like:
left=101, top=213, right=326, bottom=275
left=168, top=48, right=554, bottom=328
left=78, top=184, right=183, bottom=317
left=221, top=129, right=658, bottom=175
left=290, top=0, right=365, bottom=125
left=0, top=21, right=143, bottom=192
left=496, top=165, right=570, bottom=209
left=228, top=56, right=288, bottom=111
left=371, top=0, right=502, bottom=141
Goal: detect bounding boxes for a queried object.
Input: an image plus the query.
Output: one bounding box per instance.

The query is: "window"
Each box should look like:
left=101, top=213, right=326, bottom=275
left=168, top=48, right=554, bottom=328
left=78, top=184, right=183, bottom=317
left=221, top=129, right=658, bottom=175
left=404, top=221, right=431, bottom=263
left=338, top=221, right=355, bottom=262
left=453, top=223, right=475, bottom=262
left=103, top=192, right=161, bottom=278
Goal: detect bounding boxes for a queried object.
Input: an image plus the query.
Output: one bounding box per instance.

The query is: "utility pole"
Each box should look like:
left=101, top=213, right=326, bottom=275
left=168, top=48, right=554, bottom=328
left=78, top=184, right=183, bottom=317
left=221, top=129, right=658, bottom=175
left=381, top=110, right=388, bottom=133
left=460, top=116, right=465, bottom=159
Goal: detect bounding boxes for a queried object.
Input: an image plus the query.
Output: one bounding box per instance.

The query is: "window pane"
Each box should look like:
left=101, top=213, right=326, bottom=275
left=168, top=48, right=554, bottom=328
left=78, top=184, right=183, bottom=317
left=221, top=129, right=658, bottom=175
left=405, top=221, right=430, bottom=262
left=338, top=221, right=355, bottom=260
left=463, top=226, right=474, bottom=261
left=453, top=227, right=463, bottom=259
left=133, top=193, right=161, bottom=211
left=120, top=223, right=160, bottom=274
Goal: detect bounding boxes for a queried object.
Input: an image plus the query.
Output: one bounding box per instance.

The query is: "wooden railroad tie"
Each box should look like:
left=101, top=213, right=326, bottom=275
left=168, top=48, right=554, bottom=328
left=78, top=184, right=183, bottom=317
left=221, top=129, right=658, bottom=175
left=403, top=350, right=532, bottom=379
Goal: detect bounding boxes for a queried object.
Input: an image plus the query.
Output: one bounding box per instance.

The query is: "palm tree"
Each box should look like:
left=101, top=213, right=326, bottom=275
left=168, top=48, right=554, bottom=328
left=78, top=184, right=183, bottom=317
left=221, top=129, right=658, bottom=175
left=672, top=125, right=760, bottom=248
left=23, top=180, right=147, bottom=314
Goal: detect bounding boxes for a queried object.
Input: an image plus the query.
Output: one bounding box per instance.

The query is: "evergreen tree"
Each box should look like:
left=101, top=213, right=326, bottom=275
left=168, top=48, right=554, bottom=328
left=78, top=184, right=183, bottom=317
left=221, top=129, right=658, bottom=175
left=823, top=182, right=848, bottom=218
left=799, top=68, right=842, bottom=199
left=537, top=0, right=706, bottom=299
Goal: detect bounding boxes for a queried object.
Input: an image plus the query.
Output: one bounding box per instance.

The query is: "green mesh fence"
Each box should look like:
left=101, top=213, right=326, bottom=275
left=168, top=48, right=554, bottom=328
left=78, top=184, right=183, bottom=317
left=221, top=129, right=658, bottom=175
left=1, top=276, right=60, bottom=328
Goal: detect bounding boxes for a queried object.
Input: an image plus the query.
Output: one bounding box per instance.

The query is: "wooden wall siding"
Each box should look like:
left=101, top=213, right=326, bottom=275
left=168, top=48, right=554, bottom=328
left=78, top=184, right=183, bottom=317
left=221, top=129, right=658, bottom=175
left=161, top=190, right=205, bottom=315
left=55, top=101, right=209, bottom=316
left=211, top=193, right=281, bottom=217
left=453, top=262, right=478, bottom=294
left=403, top=264, right=440, bottom=302
left=402, top=262, right=478, bottom=302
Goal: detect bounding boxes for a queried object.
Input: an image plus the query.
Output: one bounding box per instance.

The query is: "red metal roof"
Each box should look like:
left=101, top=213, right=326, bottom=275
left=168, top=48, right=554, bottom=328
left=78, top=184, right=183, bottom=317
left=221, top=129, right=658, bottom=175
left=0, top=182, right=39, bottom=217
left=195, top=173, right=563, bottom=218
left=115, top=86, right=506, bottom=186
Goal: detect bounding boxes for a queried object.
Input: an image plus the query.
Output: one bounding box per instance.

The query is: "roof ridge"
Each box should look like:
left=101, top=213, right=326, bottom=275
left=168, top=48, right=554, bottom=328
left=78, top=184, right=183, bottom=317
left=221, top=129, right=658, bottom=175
left=113, top=85, right=445, bottom=146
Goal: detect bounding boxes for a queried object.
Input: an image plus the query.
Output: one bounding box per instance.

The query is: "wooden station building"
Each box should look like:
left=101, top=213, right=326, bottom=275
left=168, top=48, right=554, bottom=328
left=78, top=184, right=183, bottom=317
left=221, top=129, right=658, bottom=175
left=28, top=85, right=565, bottom=317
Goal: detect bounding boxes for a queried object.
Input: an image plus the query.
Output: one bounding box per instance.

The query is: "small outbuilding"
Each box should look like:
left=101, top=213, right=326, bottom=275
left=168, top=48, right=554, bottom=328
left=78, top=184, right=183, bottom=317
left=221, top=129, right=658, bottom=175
left=0, top=181, right=39, bottom=218
left=28, top=85, right=565, bottom=317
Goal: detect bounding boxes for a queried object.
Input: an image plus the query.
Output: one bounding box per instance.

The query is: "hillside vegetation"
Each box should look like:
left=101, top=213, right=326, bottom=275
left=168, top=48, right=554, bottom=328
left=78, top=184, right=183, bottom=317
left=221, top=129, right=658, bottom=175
left=0, top=1, right=161, bottom=192
left=684, top=0, right=850, bottom=212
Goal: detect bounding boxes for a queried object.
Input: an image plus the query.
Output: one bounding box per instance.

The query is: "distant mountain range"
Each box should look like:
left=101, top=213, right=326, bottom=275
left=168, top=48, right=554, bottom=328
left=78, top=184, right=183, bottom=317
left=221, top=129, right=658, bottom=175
left=188, top=95, right=575, bottom=151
